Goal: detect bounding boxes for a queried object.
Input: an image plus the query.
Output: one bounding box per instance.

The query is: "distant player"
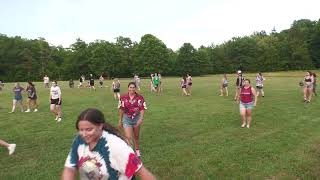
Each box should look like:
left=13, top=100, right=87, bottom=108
left=234, top=70, right=244, bottom=101
left=99, top=75, right=104, bottom=88
left=25, top=82, right=38, bottom=112
left=256, top=72, right=266, bottom=97
left=43, top=75, right=50, bottom=88
left=303, top=71, right=314, bottom=103
left=50, top=81, right=62, bottom=122
left=112, top=78, right=121, bottom=100
left=220, top=74, right=228, bottom=96
left=89, top=74, right=96, bottom=91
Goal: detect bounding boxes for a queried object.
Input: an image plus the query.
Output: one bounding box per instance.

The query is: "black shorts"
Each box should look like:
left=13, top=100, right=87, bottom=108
left=90, top=82, right=94, bottom=86
left=99, top=82, right=103, bottom=85
left=28, top=96, right=37, bottom=100
left=182, top=85, right=186, bottom=88
left=188, top=82, right=192, bottom=86
left=51, top=98, right=62, bottom=105
left=113, top=89, right=120, bottom=93
left=256, top=86, right=263, bottom=89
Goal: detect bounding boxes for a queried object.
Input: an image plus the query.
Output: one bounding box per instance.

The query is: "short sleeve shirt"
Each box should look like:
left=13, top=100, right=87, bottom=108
left=26, top=86, right=36, bottom=98
left=64, top=131, right=142, bottom=180
left=50, top=86, right=61, bottom=99
left=118, top=93, right=147, bottom=119
left=13, top=87, right=24, bottom=100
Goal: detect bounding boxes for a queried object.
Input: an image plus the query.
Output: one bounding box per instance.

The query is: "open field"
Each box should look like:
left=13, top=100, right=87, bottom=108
left=0, top=71, right=319, bottom=179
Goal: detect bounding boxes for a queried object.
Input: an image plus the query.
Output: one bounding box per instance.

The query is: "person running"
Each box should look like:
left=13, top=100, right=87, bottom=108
left=89, top=74, right=96, bottom=91
left=236, top=79, right=257, bottom=128
left=181, top=76, right=188, bottom=96
left=50, top=81, right=62, bottom=122
left=256, top=72, right=266, bottom=97
left=99, top=75, right=104, bottom=88
left=158, top=73, right=163, bottom=92
left=312, top=72, right=317, bottom=96
left=43, top=75, right=50, bottom=88
left=62, top=108, right=156, bottom=180
left=118, top=82, right=147, bottom=158
left=25, top=82, right=38, bottom=112
left=112, top=78, right=121, bottom=100
left=9, top=82, right=24, bottom=113
left=234, top=70, right=244, bottom=101
left=220, top=74, right=229, bottom=96
left=0, top=139, right=16, bottom=155
left=153, top=73, right=160, bottom=93
left=134, top=74, right=141, bottom=91
left=186, top=74, right=192, bottom=96
left=303, top=71, right=314, bottom=103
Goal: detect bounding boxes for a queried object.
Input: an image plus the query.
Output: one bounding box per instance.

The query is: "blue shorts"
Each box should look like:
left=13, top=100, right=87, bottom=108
left=240, top=101, right=254, bottom=110
left=122, top=114, right=141, bottom=128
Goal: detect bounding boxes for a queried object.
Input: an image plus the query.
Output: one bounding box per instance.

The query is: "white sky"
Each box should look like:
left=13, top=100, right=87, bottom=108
left=0, top=0, right=319, bottom=50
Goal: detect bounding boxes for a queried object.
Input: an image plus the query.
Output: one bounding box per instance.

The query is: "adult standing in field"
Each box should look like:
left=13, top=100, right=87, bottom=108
left=61, top=108, right=156, bottom=180
left=43, top=75, right=49, bottom=88
left=181, top=76, right=188, bottom=96
left=9, top=82, right=24, bottom=113
left=89, top=74, right=96, bottom=91
left=234, top=70, right=244, bottom=101
left=50, top=81, right=62, bottom=122
left=112, top=78, right=121, bottom=100
left=312, top=72, right=317, bottom=96
left=118, top=82, right=147, bottom=158
left=256, top=72, right=266, bottom=97
left=78, top=75, right=84, bottom=88
left=0, top=139, right=16, bottom=155
left=220, top=74, right=228, bottom=96
left=25, top=82, right=38, bottom=112
left=153, top=73, right=160, bottom=93
left=236, top=79, right=257, bottom=128
left=99, top=75, right=104, bottom=88
left=186, top=74, right=192, bottom=96
left=303, top=71, right=314, bottom=103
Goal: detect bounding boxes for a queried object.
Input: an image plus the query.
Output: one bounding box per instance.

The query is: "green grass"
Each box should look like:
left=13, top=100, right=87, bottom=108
left=0, top=71, right=319, bottom=179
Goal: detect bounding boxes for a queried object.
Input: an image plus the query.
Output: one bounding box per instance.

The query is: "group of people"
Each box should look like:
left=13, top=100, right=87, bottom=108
left=180, top=74, right=192, bottom=96
left=9, top=82, right=39, bottom=113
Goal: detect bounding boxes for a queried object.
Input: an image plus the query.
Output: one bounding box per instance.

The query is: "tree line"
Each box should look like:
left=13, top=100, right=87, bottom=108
left=0, top=19, right=319, bottom=82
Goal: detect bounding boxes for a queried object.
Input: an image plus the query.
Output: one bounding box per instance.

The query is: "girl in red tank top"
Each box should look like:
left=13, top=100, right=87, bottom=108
left=236, top=79, right=257, bottom=129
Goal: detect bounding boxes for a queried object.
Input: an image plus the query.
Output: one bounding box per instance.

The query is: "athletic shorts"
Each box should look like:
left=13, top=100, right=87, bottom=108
left=122, top=114, right=141, bottom=128
left=90, top=82, right=94, bottom=86
left=181, top=85, right=186, bottom=88
left=188, top=82, right=192, bottom=86
left=256, top=86, right=263, bottom=89
left=99, top=82, right=103, bottom=85
left=28, top=96, right=37, bottom=100
left=51, top=98, right=62, bottom=105
left=240, top=101, right=254, bottom=110
left=222, top=84, right=228, bottom=88
left=113, top=89, right=120, bottom=93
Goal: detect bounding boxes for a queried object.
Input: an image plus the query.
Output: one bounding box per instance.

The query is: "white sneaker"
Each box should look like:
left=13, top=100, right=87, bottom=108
left=33, top=109, right=38, bottom=112
left=25, top=109, right=31, bottom=112
left=246, top=124, right=250, bottom=128
left=57, top=117, right=62, bottom=122
left=241, top=123, right=246, bottom=128
left=55, top=116, right=58, bottom=121
left=8, top=144, right=16, bottom=155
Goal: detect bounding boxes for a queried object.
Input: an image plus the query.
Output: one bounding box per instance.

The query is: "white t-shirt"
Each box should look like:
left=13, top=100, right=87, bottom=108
left=44, top=77, right=49, bottom=84
left=50, top=86, right=61, bottom=99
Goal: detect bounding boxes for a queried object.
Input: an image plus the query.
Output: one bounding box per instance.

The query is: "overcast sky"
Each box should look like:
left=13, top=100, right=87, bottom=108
left=0, top=0, right=319, bottom=50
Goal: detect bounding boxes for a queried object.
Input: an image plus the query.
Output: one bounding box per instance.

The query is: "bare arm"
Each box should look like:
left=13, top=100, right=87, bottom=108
left=61, top=167, right=76, bottom=180
left=252, top=87, right=258, bottom=106
left=136, top=165, right=156, bottom=180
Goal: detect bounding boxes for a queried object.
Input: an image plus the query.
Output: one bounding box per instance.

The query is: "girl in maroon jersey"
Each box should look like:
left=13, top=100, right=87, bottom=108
left=236, top=79, right=257, bottom=128
left=118, top=82, right=147, bottom=157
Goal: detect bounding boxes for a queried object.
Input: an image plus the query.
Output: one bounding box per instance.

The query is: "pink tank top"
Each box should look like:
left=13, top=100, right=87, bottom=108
left=240, top=86, right=253, bottom=103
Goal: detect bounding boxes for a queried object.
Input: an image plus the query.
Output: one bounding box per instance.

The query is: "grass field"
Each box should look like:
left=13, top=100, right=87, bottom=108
left=0, top=71, right=319, bottom=179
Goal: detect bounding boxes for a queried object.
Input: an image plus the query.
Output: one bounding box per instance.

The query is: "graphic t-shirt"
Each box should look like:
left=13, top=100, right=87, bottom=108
left=50, top=86, right=61, bottom=99
left=65, top=131, right=142, bottom=180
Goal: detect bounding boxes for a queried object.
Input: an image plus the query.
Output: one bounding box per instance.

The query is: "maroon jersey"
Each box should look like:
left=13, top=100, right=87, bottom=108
left=119, top=93, right=147, bottom=119
left=240, top=86, right=253, bottom=103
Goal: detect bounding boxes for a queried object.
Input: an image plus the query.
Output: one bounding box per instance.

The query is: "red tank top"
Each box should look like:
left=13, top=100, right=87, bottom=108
left=240, top=86, right=253, bottom=103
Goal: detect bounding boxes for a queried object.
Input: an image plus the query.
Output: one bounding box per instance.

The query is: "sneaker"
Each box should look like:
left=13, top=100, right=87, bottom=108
left=25, top=109, right=31, bottom=112
left=55, top=116, right=58, bottom=121
left=246, top=124, right=250, bottom=128
left=8, top=144, right=16, bottom=155
left=241, top=123, right=246, bottom=128
left=57, top=117, right=62, bottom=122
left=33, top=109, right=38, bottom=112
